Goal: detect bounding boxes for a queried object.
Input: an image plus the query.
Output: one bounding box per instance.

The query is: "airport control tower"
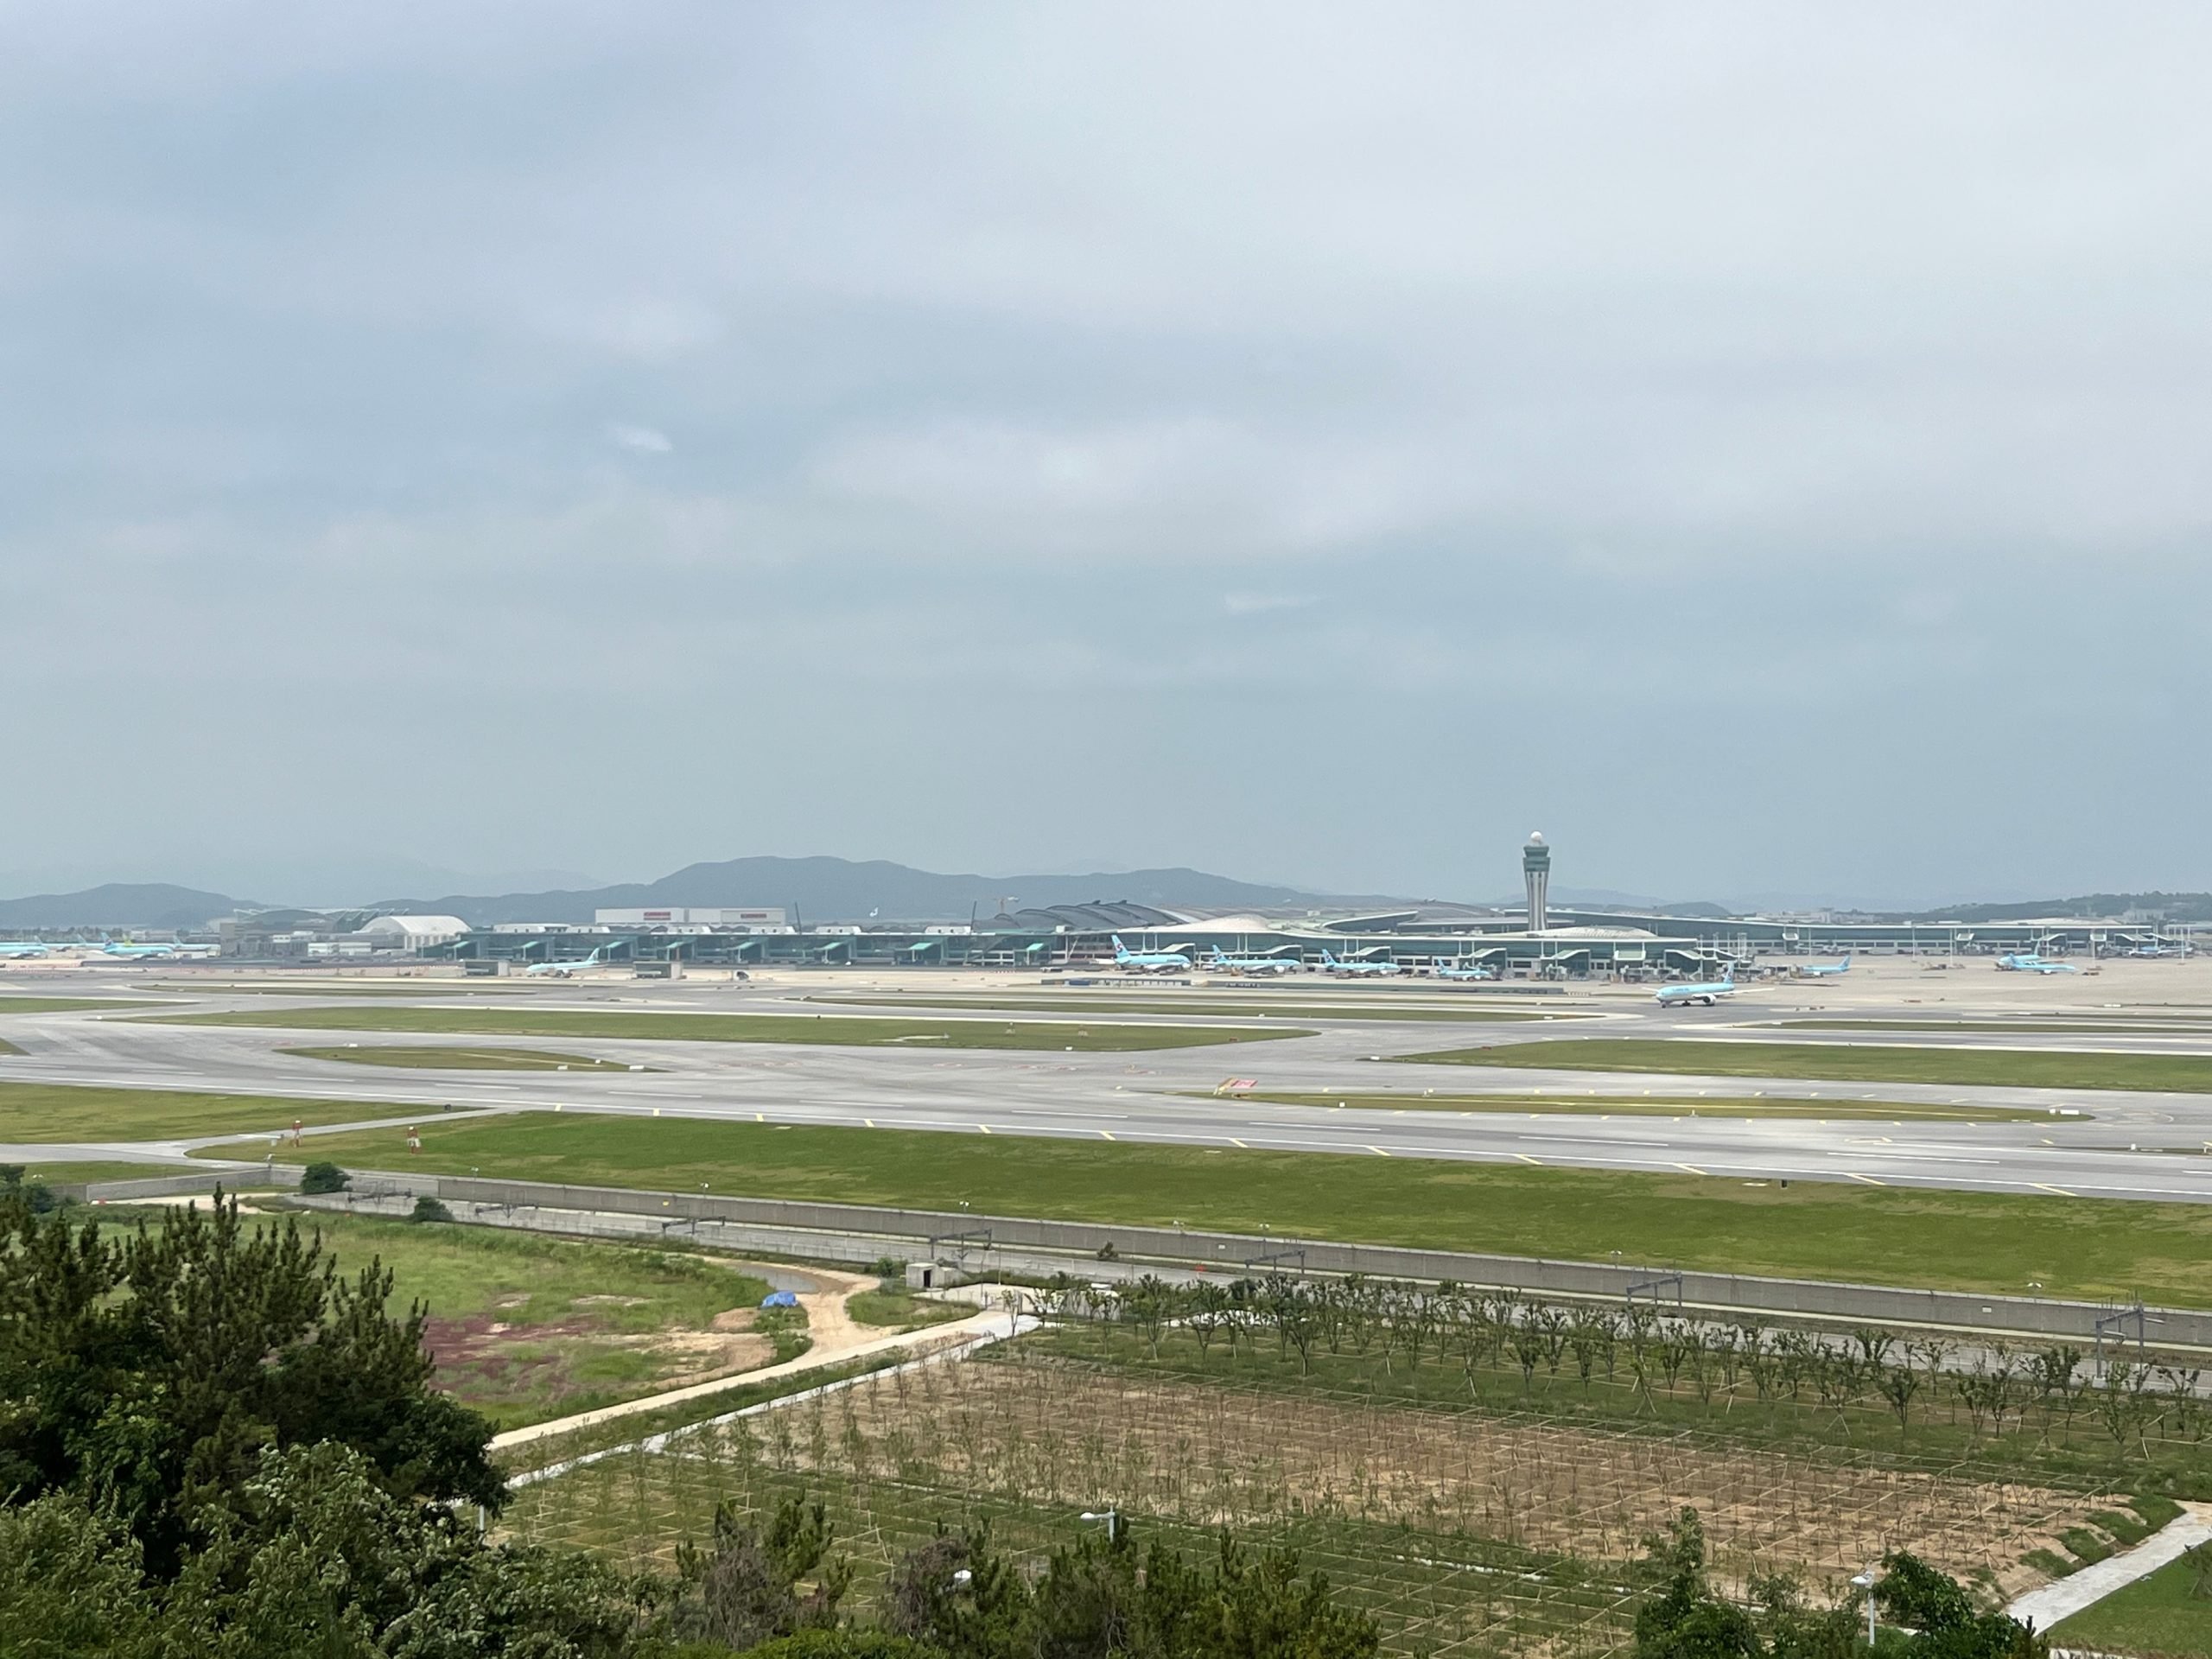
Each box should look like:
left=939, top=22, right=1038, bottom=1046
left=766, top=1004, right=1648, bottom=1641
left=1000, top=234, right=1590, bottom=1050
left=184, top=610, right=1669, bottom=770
left=1522, top=832, right=1550, bottom=933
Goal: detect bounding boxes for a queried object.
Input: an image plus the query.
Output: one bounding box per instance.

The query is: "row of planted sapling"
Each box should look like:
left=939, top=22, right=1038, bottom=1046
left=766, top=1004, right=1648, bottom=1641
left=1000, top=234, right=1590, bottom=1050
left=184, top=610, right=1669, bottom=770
left=1026, top=1271, right=2209, bottom=1478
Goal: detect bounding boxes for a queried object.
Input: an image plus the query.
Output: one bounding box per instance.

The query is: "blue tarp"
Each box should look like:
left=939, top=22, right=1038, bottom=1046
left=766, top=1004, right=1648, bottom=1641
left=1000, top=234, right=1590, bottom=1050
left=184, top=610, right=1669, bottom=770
left=760, top=1290, right=799, bottom=1308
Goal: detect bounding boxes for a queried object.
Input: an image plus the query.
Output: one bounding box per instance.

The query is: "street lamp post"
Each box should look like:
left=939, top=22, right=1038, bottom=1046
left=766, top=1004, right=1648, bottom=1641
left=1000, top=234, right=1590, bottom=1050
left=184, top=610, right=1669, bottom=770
left=1851, top=1570, right=1877, bottom=1648
left=1079, top=1508, right=1120, bottom=1544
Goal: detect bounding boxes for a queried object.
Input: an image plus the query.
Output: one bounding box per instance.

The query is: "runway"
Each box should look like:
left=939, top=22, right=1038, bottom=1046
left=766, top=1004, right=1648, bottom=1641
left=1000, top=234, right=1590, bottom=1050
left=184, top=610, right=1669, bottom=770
left=3, top=957, right=2211, bottom=1204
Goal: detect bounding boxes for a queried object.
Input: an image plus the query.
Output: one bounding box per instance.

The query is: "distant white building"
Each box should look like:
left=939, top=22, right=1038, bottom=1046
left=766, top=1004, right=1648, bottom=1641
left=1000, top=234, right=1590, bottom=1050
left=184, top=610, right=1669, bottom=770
left=359, top=914, right=470, bottom=951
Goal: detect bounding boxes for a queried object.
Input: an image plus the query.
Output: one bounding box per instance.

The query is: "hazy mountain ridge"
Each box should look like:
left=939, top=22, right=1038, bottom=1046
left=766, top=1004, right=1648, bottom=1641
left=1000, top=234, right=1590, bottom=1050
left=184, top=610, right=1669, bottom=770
left=0, top=883, right=252, bottom=931
left=373, top=855, right=1349, bottom=926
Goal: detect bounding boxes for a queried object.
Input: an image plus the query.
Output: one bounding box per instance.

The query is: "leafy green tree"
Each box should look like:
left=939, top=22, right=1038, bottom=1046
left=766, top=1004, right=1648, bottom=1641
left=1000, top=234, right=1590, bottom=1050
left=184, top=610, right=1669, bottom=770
left=0, top=1491, right=157, bottom=1658
left=299, top=1163, right=350, bottom=1196
left=0, top=1192, right=501, bottom=1577
left=1635, top=1510, right=1762, bottom=1659
left=668, top=1497, right=852, bottom=1650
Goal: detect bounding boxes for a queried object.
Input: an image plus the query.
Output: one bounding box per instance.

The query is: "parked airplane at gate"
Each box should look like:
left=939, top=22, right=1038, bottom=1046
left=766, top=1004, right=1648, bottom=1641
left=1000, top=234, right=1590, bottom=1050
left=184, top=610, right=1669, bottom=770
left=1110, top=935, right=1192, bottom=974
left=0, top=941, right=52, bottom=959
left=526, top=946, right=606, bottom=978
left=1996, top=952, right=2078, bottom=974
left=1797, top=956, right=1852, bottom=977
left=1656, top=970, right=1738, bottom=1007
left=1319, top=949, right=1405, bottom=978
left=1431, top=959, right=1497, bottom=981
left=1201, top=946, right=1300, bottom=976
left=100, top=939, right=218, bottom=960
left=2124, top=940, right=2190, bottom=959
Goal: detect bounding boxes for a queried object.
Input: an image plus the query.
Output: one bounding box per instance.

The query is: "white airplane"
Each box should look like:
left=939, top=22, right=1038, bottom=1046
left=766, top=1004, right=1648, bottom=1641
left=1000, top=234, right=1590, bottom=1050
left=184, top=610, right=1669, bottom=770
left=1996, top=952, right=2078, bottom=975
left=0, top=941, right=52, bottom=959
left=1319, top=949, right=1405, bottom=978
left=526, top=946, right=606, bottom=978
left=99, top=939, right=219, bottom=960
left=1656, top=970, right=1738, bottom=1007
left=1110, top=935, right=1192, bottom=974
left=1201, top=946, right=1300, bottom=976
left=1431, top=958, right=1496, bottom=981
left=1797, top=956, right=1852, bottom=977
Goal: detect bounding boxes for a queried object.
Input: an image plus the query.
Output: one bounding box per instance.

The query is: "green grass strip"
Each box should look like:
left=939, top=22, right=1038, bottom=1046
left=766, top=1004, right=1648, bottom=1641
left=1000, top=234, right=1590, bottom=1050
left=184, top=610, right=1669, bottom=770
left=281, top=1045, right=647, bottom=1072
left=0, top=1081, right=405, bottom=1144
left=0, top=996, right=151, bottom=1014
left=1765, top=1018, right=2212, bottom=1035
left=143, top=1006, right=1304, bottom=1052
left=807, top=994, right=1562, bottom=1023
left=281, top=1112, right=2212, bottom=1307
left=1398, top=1038, right=2212, bottom=1092
left=1217, top=1090, right=2059, bottom=1122
left=2051, top=1552, right=2212, bottom=1653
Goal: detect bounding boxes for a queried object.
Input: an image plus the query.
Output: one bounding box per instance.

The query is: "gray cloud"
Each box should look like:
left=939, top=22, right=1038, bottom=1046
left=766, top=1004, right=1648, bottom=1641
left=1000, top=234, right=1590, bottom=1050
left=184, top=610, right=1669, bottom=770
left=2, top=3, right=2209, bottom=906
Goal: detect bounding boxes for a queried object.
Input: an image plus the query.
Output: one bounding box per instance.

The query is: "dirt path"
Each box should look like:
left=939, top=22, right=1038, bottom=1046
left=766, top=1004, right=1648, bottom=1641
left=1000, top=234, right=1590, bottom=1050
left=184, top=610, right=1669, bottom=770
left=489, top=1273, right=1014, bottom=1453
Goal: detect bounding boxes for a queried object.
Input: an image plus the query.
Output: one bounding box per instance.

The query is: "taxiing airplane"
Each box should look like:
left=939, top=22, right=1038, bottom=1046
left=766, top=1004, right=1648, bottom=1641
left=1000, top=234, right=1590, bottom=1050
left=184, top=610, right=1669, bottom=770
left=526, top=946, right=606, bottom=978
left=1996, top=952, right=2079, bottom=975
left=1797, top=956, right=1852, bottom=977
left=1110, top=935, right=1192, bottom=974
left=1201, top=946, right=1300, bottom=976
left=0, top=941, right=52, bottom=959
left=1431, top=959, right=1496, bottom=981
left=1319, top=949, right=1405, bottom=978
left=1655, top=970, right=1738, bottom=1007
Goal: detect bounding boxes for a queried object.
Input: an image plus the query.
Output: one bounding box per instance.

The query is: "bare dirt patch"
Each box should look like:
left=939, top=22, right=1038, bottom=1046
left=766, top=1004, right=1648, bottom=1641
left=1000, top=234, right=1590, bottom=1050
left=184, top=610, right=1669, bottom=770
left=812, top=1357, right=2113, bottom=1600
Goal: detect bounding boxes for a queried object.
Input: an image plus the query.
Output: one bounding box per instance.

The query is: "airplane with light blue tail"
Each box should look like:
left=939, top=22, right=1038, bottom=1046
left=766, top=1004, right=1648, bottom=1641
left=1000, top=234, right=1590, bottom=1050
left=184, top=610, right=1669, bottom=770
left=1111, top=935, right=1192, bottom=974
left=0, top=941, right=53, bottom=959
left=526, top=946, right=606, bottom=978
left=1319, top=949, right=1405, bottom=978
left=1431, top=958, right=1496, bottom=982
left=1796, top=956, right=1851, bottom=977
left=1996, top=952, right=2078, bottom=975
left=101, top=939, right=218, bottom=960
left=1655, top=969, right=1737, bottom=1007
left=1201, top=946, right=1300, bottom=976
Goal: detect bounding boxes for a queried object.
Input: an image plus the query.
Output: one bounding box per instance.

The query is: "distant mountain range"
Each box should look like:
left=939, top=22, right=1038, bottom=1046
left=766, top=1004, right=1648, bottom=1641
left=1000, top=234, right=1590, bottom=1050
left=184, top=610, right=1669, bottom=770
left=372, top=856, right=1367, bottom=926
left=0, top=883, right=252, bottom=931
left=4, top=862, right=2207, bottom=931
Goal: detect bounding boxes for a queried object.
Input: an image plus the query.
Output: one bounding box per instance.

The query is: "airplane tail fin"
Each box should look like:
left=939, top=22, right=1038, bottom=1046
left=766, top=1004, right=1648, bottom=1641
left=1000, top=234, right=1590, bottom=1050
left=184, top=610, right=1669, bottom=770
left=1111, top=935, right=1128, bottom=957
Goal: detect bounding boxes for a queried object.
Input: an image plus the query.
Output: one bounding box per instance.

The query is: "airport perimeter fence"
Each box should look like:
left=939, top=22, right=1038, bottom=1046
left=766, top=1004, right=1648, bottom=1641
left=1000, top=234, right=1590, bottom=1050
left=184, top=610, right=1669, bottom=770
left=227, top=1166, right=2212, bottom=1351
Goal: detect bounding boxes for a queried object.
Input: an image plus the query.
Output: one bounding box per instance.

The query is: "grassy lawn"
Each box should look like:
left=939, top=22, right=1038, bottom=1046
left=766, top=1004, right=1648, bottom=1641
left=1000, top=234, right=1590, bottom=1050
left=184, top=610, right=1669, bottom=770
left=0, top=1036, right=18, bottom=1056
left=846, top=1283, right=968, bottom=1332
left=2050, top=1551, right=2212, bottom=1655
left=1398, top=1039, right=2212, bottom=1092
left=280, top=1113, right=2212, bottom=1306
left=144, top=1006, right=1305, bottom=1052
left=281, top=1045, right=648, bottom=1071
left=1766, top=1019, right=2212, bottom=1036
left=1218, top=1090, right=2058, bottom=1122
left=4, top=1160, right=201, bottom=1186
left=0, top=1081, right=411, bottom=1144
left=204, top=1210, right=773, bottom=1429
left=0, top=996, right=151, bottom=1014
left=810, top=994, right=1565, bottom=1023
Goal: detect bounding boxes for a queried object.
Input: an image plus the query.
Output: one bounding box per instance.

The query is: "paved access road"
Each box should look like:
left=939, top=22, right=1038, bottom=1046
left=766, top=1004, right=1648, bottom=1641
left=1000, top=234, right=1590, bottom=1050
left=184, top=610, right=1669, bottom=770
left=3, top=958, right=2211, bottom=1202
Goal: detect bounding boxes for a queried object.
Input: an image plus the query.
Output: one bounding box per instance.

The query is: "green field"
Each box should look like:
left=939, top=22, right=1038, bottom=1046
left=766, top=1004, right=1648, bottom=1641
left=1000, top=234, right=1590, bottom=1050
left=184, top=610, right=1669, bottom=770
left=4, top=1160, right=200, bottom=1186
left=281, top=1045, right=647, bottom=1071
left=0, top=1036, right=18, bottom=1056
left=846, top=1284, right=966, bottom=1332
left=145, top=1006, right=1305, bottom=1052
left=186, top=1211, right=773, bottom=1428
left=278, top=1113, right=2212, bottom=1306
left=2050, top=1551, right=2212, bottom=1655
left=1400, top=1038, right=2212, bottom=1092
left=810, top=994, right=1566, bottom=1023
left=0, top=996, right=149, bottom=1014
left=1220, top=1090, right=2057, bottom=1122
left=0, top=1081, right=407, bottom=1144
left=1768, top=1018, right=2212, bottom=1036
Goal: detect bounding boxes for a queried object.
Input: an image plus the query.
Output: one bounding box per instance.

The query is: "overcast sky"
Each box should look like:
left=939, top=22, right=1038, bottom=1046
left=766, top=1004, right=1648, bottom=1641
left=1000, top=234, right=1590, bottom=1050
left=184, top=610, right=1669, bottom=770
left=3, top=3, right=2209, bottom=907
